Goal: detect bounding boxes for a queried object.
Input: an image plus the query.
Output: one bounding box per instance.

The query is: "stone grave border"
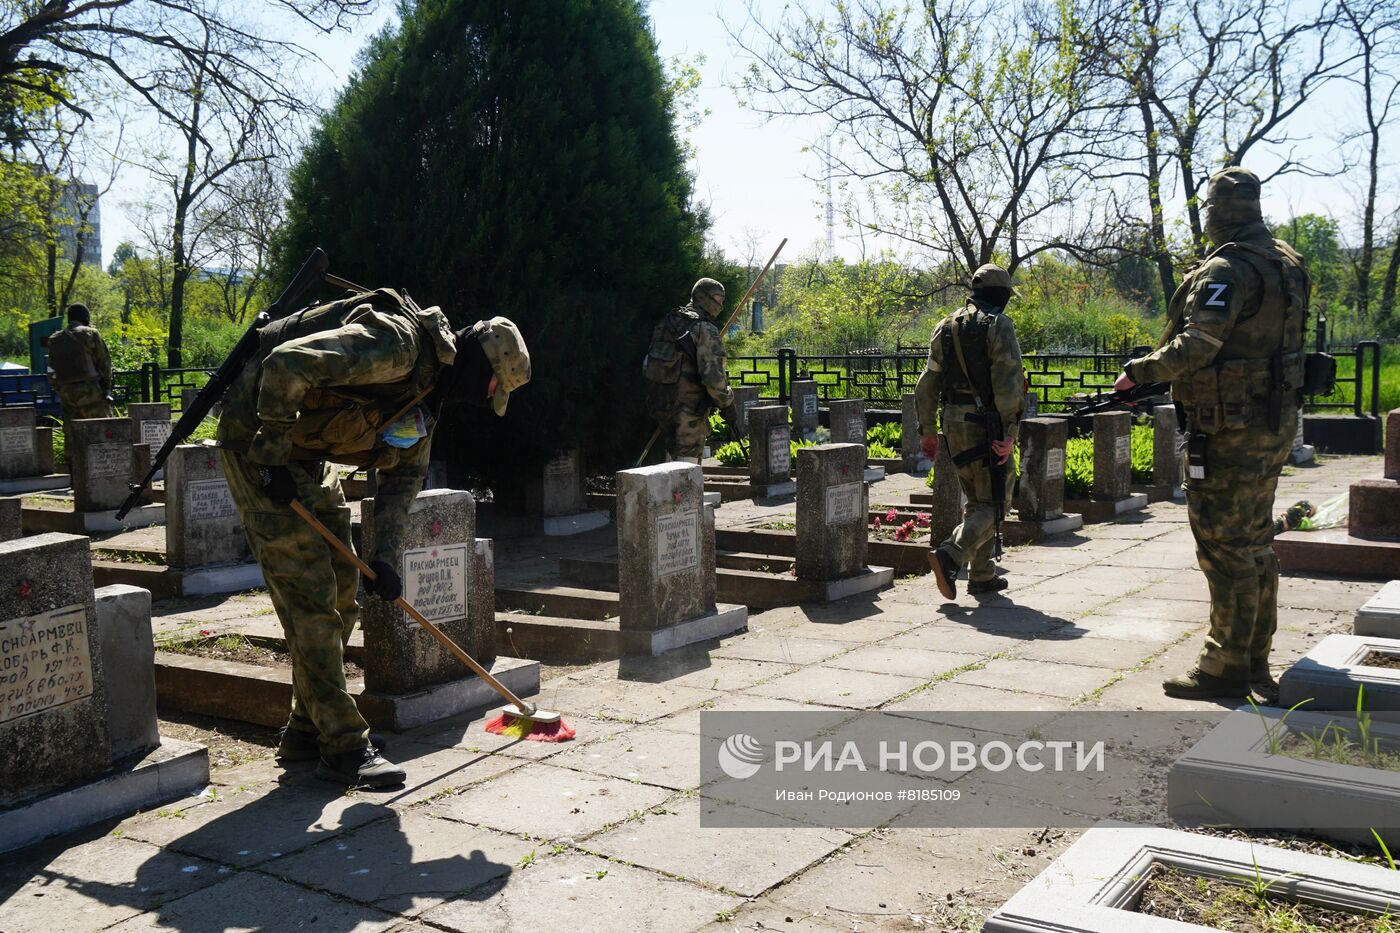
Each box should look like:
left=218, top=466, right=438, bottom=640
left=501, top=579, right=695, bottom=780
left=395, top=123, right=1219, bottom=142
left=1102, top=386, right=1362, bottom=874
left=1276, top=527, right=1400, bottom=580
left=1168, top=705, right=1400, bottom=848
left=1356, top=580, right=1400, bottom=636
left=1279, top=632, right=1400, bottom=713
left=984, top=823, right=1400, bottom=932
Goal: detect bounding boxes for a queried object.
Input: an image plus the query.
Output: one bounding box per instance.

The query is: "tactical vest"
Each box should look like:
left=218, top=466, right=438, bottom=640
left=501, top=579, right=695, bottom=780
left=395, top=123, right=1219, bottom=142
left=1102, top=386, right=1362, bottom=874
left=940, top=304, right=996, bottom=406
left=258, top=291, right=441, bottom=466
left=1173, top=239, right=1310, bottom=434
left=47, top=328, right=98, bottom=384
left=642, top=306, right=703, bottom=417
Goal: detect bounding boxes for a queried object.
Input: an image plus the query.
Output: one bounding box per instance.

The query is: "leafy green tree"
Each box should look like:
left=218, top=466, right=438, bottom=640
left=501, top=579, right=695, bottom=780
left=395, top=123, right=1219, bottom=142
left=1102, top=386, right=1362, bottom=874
left=276, top=0, right=705, bottom=485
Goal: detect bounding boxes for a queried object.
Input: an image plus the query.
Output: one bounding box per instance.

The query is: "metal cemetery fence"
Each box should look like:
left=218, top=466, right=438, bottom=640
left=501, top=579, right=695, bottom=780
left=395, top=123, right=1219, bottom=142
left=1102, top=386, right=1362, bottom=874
left=729, top=341, right=1383, bottom=418
left=0, top=363, right=213, bottom=416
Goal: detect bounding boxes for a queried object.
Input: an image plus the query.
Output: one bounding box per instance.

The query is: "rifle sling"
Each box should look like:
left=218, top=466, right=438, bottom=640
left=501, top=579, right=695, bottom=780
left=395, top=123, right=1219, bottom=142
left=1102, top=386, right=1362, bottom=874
left=950, top=314, right=996, bottom=414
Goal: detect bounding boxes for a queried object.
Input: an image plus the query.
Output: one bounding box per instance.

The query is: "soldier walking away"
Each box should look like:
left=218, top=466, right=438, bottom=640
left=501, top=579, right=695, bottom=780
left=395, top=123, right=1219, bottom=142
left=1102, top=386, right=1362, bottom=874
left=915, top=264, right=1025, bottom=599
left=217, top=287, right=530, bottom=786
left=1117, top=167, right=1309, bottom=702
left=47, top=303, right=117, bottom=420
left=643, top=278, right=736, bottom=464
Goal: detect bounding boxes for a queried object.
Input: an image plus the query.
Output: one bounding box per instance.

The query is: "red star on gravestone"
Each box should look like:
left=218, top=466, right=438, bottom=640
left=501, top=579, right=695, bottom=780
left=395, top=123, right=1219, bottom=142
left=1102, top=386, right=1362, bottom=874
left=17, top=579, right=32, bottom=599
left=431, top=520, right=442, bottom=537
left=206, top=456, right=217, bottom=469
left=673, top=490, right=683, bottom=504
left=841, top=464, right=850, bottom=476
left=431, top=549, right=438, bottom=558
left=104, top=429, right=114, bottom=439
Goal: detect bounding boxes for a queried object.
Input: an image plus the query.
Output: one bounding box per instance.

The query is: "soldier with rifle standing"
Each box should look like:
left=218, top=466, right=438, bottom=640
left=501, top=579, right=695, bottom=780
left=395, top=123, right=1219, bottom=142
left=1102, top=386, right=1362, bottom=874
left=46, top=303, right=117, bottom=420
left=642, top=278, right=737, bottom=464
left=915, top=264, right=1025, bottom=599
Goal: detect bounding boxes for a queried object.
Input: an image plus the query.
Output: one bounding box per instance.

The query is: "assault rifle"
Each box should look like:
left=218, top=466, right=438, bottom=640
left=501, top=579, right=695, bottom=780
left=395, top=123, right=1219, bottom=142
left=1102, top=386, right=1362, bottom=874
left=116, top=248, right=354, bottom=520
left=953, top=409, right=1007, bottom=559
left=1072, top=381, right=1170, bottom=417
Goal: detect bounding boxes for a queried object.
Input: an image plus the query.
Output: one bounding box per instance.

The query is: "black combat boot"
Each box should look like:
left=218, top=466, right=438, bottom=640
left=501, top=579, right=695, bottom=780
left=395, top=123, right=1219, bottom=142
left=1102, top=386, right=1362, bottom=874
left=968, top=577, right=1009, bottom=596
left=278, top=727, right=389, bottom=763
left=1162, top=668, right=1250, bottom=700
left=316, top=745, right=406, bottom=787
left=1250, top=661, right=1280, bottom=704
left=929, top=547, right=959, bottom=600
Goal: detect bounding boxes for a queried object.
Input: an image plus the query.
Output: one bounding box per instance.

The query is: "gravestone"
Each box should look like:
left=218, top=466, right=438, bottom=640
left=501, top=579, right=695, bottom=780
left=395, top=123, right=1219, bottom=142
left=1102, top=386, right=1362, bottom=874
left=1023, top=392, right=1039, bottom=420
left=165, top=445, right=250, bottom=569
left=617, top=462, right=712, bottom=631
left=747, top=405, right=794, bottom=496
left=35, top=426, right=54, bottom=475
left=472, top=538, right=496, bottom=664
left=1356, top=580, right=1400, bottom=637
left=827, top=399, right=866, bottom=446
left=524, top=449, right=608, bottom=535
left=790, top=380, right=820, bottom=438
left=1386, top=409, right=1400, bottom=480
left=69, top=418, right=135, bottom=512
left=180, top=387, right=199, bottom=412
left=1016, top=418, right=1067, bottom=522
left=731, top=386, right=759, bottom=438
left=0, top=496, right=21, bottom=541
left=361, top=488, right=487, bottom=696
left=128, top=402, right=174, bottom=455
left=0, top=406, right=39, bottom=478
left=900, top=393, right=929, bottom=473
left=1291, top=416, right=1316, bottom=465
left=0, top=533, right=108, bottom=804
left=1152, top=404, right=1184, bottom=492
left=1091, top=411, right=1132, bottom=501
left=927, top=434, right=963, bottom=544
left=795, top=444, right=867, bottom=581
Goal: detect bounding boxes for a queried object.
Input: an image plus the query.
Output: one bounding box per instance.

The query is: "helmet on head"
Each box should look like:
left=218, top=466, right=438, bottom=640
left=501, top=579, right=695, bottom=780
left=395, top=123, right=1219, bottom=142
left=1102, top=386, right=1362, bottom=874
left=66, top=303, right=90, bottom=326
left=969, top=264, right=1013, bottom=291
left=691, top=278, right=725, bottom=319
left=447, top=316, right=530, bottom=416
left=1204, top=166, right=1263, bottom=246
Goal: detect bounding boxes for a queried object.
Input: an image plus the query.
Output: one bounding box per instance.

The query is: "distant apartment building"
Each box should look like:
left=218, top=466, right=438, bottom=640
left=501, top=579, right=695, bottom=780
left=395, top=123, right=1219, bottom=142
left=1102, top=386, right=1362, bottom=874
left=57, top=180, right=101, bottom=267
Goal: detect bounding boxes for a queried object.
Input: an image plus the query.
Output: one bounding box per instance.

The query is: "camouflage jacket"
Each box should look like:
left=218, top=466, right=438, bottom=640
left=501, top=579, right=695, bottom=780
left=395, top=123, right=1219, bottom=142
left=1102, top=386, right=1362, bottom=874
left=218, top=289, right=457, bottom=564
left=48, top=325, right=113, bottom=390
left=664, top=304, right=733, bottom=411
left=915, top=300, right=1025, bottom=440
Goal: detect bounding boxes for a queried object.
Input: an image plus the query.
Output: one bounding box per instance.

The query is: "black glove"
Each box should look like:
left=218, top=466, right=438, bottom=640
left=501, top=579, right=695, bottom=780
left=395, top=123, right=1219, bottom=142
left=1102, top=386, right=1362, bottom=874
left=720, top=403, right=737, bottom=426
left=257, top=465, right=298, bottom=505
left=366, top=560, right=402, bottom=602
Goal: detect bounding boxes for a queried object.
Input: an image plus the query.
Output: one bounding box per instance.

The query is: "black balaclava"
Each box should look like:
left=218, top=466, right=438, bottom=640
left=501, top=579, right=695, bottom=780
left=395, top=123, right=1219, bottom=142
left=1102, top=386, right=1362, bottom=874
left=67, top=303, right=90, bottom=326
left=438, top=327, right=495, bottom=409
left=971, top=286, right=1011, bottom=310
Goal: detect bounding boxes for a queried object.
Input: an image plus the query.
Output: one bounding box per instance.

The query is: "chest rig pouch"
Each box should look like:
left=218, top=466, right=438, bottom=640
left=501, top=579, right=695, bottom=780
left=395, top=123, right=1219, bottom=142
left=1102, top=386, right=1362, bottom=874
left=940, top=306, right=993, bottom=405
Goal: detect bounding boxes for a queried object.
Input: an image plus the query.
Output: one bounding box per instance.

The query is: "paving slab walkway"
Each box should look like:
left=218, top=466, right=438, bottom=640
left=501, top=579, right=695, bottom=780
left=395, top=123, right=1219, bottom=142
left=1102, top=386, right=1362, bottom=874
left=0, top=453, right=1381, bottom=933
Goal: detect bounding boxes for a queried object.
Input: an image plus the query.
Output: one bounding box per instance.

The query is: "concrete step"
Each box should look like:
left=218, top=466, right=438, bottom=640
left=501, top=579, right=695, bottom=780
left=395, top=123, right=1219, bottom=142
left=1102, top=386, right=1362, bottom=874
left=493, top=583, right=619, bottom=621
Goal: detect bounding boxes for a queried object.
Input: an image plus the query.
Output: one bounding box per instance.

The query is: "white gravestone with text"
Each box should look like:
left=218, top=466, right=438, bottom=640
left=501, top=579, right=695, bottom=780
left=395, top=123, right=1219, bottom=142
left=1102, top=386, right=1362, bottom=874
left=69, top=418, right=135, bottom=512
left=617, top=462, right=716, bottom=631
left=166, top=446, right=250, bottom=569
left=796, top=443, right=869, bottom=581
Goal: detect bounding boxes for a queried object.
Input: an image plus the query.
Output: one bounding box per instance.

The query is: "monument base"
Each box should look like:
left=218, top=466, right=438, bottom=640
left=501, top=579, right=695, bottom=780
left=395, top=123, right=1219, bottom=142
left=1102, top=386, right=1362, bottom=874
left=93, top=559, right=265, bottom=600
left=22, top=503, right=166, bottom=534
left=803, top=566, right=895, bottom=601
left=541, top=509, right=610, bottom=537
left=1276, top=528, right=1400, bottom=579
left=0, top=473, right=69, bottom=495
left=0, top=738, right=209, bottom=856
left=753, top=480, right=796, bottom=500
left=1131, top=483, right=1185, bottom=503
left=1063, top=493, right=1148, bottom=523
left=357, top=657, right=541, bottom=731
left=1004, top=513, right=1085, bottom=545
left=703, top=491, right=722, bottom=508
left=1356, top=581, right=1400, bottom=636
left=496, top=605, right=748, bottom=661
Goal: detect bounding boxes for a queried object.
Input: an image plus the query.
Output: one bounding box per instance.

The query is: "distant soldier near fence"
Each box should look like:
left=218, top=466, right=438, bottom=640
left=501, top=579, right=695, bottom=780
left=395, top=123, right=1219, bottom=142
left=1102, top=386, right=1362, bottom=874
left=47, top=303, right=117, bottom=421
left=916, top=264, right=1025, bottom=599
left=1117, top=167, right=1311, bottom=702
left=643, top=278, right=736, bottom=463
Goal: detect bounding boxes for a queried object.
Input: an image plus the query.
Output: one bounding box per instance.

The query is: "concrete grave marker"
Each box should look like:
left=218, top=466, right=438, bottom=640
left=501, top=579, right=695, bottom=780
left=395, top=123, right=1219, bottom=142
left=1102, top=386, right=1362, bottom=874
left=900, top=393, right=929, bottom=473
left=731, top=385, right=759, bottom=438
left=795, top=444, right=892, bottom=600
left=525, top=449, right=608, bottom=536
left=1152, top=403, right=1184, bottom=493
left=790, top=380, right=819, bottom=438
left=0, top=406, right=39, bottom=478
left=69, top=418, right=135, bottom=512
left=1279, top=633, right=1400, bottom=715
left=1291, top=415, right=1316, bottom=465
left=616, top=462, right=745, bottom=652
left=746, top=405, right=794, bottom=497
left=0, top=496, right=19, bottom=541
left=1092, top=411, right=1131, bottom=500
left=164, top=445, right=260, bottom=594
left=827, top=399, right=866, bottom=446
left=0, top=533, right=108, bottom=804
left=361, top=488, right=487, bottom=696
left=128, top=402, right=174, bottom=453
left=1016, top=418, right=1066, bottom=522
left=1356, top=580, right=1400, bottom=636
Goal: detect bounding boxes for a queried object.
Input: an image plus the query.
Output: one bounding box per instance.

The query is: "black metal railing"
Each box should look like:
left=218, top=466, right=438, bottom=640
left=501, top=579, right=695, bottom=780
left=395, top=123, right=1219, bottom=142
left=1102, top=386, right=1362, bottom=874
left=0, top=362, right=214, bottom=416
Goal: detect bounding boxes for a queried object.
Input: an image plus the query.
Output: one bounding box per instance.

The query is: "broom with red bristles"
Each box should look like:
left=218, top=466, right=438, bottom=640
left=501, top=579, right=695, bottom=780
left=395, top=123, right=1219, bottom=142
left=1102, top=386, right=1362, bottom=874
left=291, top=501, right=575, bottom=742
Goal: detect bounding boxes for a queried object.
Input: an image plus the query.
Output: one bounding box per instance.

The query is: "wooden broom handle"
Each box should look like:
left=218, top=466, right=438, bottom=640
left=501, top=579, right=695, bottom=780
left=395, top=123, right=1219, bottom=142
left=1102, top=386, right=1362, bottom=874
left=289, top=499, right=533, bottom=714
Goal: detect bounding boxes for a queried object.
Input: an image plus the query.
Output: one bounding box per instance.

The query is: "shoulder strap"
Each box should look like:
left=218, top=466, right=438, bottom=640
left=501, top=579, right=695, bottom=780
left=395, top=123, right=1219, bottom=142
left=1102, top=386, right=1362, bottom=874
left=949, top=309, right=993, bottom=410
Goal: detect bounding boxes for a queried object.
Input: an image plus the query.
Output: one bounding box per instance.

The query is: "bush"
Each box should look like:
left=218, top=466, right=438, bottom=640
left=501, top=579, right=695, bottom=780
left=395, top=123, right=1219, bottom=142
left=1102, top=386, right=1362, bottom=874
left=715, top=440, right=746, bottom=465
left=866, top=421, right=901, bottom=448
left=1130, top=424, right=1154, bottom=485
left=867, top=442, right=896, bottom=459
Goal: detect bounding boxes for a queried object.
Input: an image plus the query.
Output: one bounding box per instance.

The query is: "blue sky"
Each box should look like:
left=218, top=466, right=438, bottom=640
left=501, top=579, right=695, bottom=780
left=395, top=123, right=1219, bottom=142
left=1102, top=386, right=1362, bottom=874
left=96, top=0, right=1395, bottom=269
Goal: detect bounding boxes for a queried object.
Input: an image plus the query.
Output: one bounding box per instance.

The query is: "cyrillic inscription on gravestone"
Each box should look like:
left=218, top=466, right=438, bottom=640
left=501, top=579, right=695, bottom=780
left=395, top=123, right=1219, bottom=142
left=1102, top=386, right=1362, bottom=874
left=544, top=456, right=573, bottom=479
left=185, top=479, right=236, bottom=522
left=655, top=509, right=700, bottom=577
left=0, top=605, right=92, bottom=725
left=1114, top=435, right=1130, bottom=465
left=0, top=427, right=30, bottom=457
left=848, top=416, right=865, bottom=443
left=88, top=443, right=130, bottom=481
left=401, top=543, right=469, bottom=624
left=139, top=420, right=174, bottom=451
left=825, top=483, right=863, bottom=524
left=1046, top=448, right=1064, bottom=479
left=802, top=394, right=818, bottom=417
left=767, top=430, right=789, bottom=473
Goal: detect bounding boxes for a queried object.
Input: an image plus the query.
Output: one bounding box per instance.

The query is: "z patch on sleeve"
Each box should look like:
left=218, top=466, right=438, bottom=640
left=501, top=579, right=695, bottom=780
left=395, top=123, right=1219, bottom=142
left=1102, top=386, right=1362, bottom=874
left=1200, top=281, right=1231, bottom=308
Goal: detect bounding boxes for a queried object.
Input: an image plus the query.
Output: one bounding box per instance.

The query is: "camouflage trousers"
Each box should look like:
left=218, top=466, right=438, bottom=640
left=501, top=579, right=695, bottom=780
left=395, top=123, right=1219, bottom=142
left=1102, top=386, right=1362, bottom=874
left=939, top=418, right=1014, bottom=583
left=221, top=448, right=369, bottom=753
left=659, top=406, right=709, bottom=463
left=1187, top=407, right=1298, bottom=680
left=56, top=380, right=116, bottom=420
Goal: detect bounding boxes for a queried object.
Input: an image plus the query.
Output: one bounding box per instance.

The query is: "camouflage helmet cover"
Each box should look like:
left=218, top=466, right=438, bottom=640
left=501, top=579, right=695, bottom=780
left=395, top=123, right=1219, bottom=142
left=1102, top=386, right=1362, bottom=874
left=1205, top=166, right=1264, bottom=245
left=969, top=263, right=1014, bottom=292
left=691, top=277, right=725, bottom=318
left=476, top=316, right=531, bottom=416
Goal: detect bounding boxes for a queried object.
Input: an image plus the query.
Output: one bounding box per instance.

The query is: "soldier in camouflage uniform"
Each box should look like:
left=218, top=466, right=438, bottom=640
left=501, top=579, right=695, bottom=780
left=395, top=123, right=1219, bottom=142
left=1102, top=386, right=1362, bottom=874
left=218, top=288, right=530, bottom=785
left=915, top=264, right=1025, bottom=599
left=47, top=304, right=117, bottom=420
left=1118, top=167, right=1310, bottom=700
left=643, top=278, right=736, bottom=463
